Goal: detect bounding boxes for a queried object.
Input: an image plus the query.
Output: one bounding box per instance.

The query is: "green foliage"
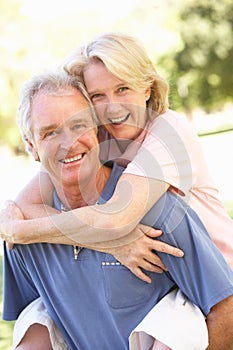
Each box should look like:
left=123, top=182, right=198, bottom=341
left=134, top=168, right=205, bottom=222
left=159, top=0, right=233, bottom=112
left=224, top=201, right=233, bottom=219
left=0, top=0, right=29, bottom=153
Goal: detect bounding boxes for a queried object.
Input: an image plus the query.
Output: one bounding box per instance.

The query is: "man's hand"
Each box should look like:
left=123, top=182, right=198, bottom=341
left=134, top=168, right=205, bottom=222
left=0, top=200, right=24, bottom=249
left=107, top=224, right=184, bottom=283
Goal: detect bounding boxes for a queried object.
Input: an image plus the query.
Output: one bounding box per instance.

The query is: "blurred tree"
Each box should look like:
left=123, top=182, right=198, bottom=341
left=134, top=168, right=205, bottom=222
left=0, top=0, right=29, bottom=153
left=0, top=0, right=232, bottom=153
left=159, top=0, right=233, bottom=113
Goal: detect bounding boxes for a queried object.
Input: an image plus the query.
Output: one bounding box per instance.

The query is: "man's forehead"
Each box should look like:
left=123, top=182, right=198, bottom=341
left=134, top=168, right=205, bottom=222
left=33, top=88, right=88, bottom=103
left=67, top=110, right=94, bottom=125
left=31, top=90, right=95, bottom=129
left=32, top=89, right=90, bottom=113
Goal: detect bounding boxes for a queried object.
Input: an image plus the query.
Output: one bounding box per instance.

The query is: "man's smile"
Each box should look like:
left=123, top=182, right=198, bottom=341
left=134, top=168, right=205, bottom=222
left=60, top=153, right=85, bottom=164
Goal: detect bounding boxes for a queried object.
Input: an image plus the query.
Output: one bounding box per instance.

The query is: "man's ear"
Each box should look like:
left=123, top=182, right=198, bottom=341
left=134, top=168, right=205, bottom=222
left=26, top=139, right=40, bottom=162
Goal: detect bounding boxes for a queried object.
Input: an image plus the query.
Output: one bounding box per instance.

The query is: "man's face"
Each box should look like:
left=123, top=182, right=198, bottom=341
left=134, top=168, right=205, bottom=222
left=30, top=89, right=99, bottom=190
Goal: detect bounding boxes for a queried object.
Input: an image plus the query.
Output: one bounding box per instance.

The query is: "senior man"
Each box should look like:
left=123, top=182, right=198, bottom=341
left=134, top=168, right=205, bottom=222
left=2, top=70, right=233, bottom=350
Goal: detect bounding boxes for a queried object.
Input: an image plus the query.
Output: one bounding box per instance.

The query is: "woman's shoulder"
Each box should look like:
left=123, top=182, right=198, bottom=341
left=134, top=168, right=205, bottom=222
left=149, top=109, right=196, bottom=137
left=158, top=109, right=189, bottom=126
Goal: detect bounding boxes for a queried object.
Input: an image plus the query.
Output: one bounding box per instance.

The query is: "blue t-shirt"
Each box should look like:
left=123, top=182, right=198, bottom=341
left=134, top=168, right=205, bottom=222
left=3, top=163, right=233, bottom=350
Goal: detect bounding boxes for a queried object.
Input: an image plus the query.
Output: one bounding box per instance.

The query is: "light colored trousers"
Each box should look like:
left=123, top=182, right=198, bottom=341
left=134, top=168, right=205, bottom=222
left=13, top=289, right=208, bottom=350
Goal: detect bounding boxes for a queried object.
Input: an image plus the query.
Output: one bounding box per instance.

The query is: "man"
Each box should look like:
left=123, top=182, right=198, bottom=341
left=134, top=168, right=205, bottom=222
left=3, top=70, right=233, bottom=350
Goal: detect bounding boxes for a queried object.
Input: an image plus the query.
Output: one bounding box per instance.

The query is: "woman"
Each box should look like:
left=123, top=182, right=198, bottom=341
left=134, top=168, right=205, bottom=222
left=3, top=32, right=232, bottom=269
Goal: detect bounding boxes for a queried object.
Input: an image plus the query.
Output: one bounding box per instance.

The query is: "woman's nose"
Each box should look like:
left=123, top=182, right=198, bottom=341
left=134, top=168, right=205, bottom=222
left=105, top=100, right=122, bottom=116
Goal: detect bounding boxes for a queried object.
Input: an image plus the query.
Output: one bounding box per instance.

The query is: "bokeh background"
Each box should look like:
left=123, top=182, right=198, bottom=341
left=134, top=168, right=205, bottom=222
left=0, top=0, right=233, bottom=348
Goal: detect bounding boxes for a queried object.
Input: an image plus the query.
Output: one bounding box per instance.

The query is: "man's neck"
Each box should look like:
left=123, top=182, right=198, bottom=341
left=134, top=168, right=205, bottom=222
left=54, top=165, right=112, bottom=210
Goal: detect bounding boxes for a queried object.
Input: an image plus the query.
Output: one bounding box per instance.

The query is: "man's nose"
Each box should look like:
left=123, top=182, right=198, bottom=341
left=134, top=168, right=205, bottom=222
left=59, top=129, right=77, bottom=149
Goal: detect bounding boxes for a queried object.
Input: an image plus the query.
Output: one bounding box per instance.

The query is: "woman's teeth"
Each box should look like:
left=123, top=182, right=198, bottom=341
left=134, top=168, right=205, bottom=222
left=110, top=114, right=130, bottom=124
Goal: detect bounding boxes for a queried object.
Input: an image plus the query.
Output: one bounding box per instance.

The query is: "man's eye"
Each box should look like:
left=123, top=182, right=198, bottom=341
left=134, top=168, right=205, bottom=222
left=73, top=123, right=86, bottom=130
left=43, top=130, right=57, bottom=139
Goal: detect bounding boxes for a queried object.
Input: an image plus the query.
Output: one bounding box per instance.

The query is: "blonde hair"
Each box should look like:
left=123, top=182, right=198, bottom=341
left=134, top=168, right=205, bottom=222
left=17, top=70, right=97, bottom=151
left=63, top=32, right=169, bottom=116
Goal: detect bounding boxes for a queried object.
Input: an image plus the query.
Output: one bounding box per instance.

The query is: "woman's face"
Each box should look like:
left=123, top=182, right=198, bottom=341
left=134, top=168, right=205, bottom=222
left=83, top=60, right=151, bottom=140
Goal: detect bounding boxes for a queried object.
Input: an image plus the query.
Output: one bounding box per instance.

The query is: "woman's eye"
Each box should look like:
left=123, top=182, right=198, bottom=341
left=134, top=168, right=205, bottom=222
left=118, top=86, right=129, bottom=93
left=91, top=93, right=103, bottom=101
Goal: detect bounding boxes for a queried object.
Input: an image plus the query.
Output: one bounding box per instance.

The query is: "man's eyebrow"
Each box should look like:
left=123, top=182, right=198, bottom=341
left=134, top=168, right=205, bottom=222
left=37, top=112, right=92, bottom=136
left=69, top=115, right=86, bottom=122
left=38, top=124, right=59, bottom=135
left=38, top=114, right=84, bottom=132
left=69, top=112, right=93, bottom=124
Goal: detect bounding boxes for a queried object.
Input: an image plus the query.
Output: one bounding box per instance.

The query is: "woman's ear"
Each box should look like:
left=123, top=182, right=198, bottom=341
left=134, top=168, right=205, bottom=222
left=145, top=87, right=151, bottom=101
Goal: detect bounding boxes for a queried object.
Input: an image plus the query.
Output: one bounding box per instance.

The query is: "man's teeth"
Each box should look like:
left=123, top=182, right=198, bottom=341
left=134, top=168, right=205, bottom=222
left=62, top=154, right=83, bottom=164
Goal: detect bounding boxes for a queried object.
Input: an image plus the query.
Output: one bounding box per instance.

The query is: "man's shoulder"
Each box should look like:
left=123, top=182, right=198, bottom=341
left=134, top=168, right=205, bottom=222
left=141, top=191, right=186, bottom=229
left=97, top=162, right=124, bottom=204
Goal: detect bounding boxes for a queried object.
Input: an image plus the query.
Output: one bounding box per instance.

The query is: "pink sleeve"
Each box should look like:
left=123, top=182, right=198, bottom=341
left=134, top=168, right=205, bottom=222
left=124, top=111, right=195, bottom=196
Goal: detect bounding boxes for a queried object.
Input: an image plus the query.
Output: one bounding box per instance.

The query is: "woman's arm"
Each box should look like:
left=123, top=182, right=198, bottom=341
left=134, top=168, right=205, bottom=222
left=0, top=199, right=183, bottom=283
left=1, top=171, right=185, bottom=283
left=6, top=172, right=169, bottom=247
left=15, top=171, right=58, bottom=218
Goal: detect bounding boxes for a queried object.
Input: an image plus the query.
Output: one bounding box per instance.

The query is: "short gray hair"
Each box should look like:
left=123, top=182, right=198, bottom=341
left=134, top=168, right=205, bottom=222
left=17, top=69, right=98, bottom=150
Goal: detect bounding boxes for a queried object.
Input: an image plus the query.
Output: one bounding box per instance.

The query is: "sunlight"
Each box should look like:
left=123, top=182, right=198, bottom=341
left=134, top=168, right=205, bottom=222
left=20, top=0, right=141, bottom=22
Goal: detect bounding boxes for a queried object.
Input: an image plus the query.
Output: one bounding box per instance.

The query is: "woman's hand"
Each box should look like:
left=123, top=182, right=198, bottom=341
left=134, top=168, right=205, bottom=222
left=107, top=224, right=184, bottom=283
left=0, top=200, right=24, bottom=249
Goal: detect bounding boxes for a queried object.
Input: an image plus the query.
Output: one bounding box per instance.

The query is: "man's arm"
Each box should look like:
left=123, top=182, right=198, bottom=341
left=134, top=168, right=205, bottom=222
left=206, top=295, right=233, bottom=350
left=2, top=242, right=39, bottom=321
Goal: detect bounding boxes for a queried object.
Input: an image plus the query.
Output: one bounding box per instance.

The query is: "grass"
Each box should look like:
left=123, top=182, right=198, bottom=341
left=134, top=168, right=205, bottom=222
left=0, top=254, right=14, bottom=350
